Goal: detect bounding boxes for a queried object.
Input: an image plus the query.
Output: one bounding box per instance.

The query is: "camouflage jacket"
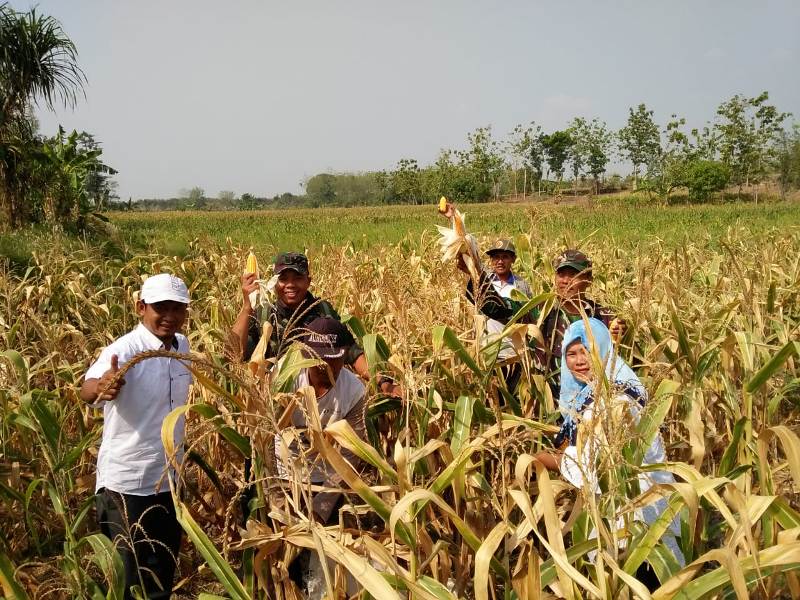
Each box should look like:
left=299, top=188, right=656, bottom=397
left=245, top=292, right=363, bottom=366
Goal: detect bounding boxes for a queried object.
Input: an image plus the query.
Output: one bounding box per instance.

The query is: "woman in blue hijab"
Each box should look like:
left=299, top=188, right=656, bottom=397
left=537, top=317, right=685, bottom=589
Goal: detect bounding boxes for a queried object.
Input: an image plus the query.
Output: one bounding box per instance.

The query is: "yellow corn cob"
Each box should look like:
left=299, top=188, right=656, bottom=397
left=245, top=249, right=258, bottom=276
left=438, top=196, right=448, bottom=214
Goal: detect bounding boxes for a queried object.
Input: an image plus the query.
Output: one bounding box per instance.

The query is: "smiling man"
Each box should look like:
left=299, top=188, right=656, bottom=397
left=232, top=252, right=371, bottom=380
left=80, top=273, right=192, bottom=600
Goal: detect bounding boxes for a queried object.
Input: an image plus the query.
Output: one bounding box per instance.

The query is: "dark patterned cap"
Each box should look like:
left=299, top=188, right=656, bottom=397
left=554, top=249, right=592, bottom=273
left=486, top=239, right=516, bottom=257
left=302, top=317, right=354, bottom=359
left=274, top=252, right=309, bottom=275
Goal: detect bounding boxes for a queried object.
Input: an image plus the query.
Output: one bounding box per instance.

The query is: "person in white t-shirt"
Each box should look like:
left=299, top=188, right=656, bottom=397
left=275, top=316, right=367, bottom=524
left=80, top=273, right=192, bottom=600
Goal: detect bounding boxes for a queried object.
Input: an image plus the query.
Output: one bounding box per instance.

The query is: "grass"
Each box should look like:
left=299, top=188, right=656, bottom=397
left=106, top=197, right=800, bottom=256
left=1, top=197, right=800, bottom=598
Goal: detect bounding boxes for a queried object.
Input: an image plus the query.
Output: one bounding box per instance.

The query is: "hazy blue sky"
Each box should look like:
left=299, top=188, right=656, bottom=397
left=10, top=1, right=800, bottom=200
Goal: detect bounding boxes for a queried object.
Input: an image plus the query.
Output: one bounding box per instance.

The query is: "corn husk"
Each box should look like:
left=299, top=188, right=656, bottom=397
left=435, top=199, right=480, bottom=281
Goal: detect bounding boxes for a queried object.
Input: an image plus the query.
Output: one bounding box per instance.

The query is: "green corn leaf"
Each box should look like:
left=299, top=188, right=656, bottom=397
left=432, top=325, right=482, bottom=376
left=190, top=403, right=251, bottom=458
left=450, top=395, right=474, bottom=455
left=718, top=417, right=747, bottom=477
left=745, top=341, right=800, bottom=394
left=0, top=551, right=30, bottom=600
left=78, top=534, right=125, bottom=600
left=174, top=500, right=250, bottom=600
left=0, top=350, right=28, bottom=388
left=629, top=378, right=679, bottom=466
left=362, top=332, right=391, bottom=379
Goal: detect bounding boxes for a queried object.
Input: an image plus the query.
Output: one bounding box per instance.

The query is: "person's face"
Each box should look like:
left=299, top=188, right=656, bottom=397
left=307, top=356, right=344, bottom=388
left=276, top=269, right=311, bottom=307
left=565, top=341, right=592, bottom=383
left=136, top=300, right=188, bottom=342
left=555, top=267, right=592, bottom=300
left=488, top=251, right=515, bottom=278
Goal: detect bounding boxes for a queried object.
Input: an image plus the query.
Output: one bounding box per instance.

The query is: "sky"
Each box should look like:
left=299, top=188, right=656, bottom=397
left=10, top=0, right=800, bottom=200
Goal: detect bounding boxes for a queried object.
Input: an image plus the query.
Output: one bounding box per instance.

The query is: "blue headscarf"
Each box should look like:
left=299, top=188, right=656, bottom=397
left=557, top=318, right=646, bottom=446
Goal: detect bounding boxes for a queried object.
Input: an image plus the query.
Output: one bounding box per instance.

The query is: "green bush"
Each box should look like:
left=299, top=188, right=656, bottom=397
left=684, top=160, right=730, bottom=202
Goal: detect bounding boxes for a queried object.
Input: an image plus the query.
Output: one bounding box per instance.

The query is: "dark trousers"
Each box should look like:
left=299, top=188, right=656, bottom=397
left=95, top=488, right=183, bottom=600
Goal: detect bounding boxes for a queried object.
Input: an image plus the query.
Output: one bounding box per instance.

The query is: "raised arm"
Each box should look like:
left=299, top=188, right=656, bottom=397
left=231, top=273, right=259, bottom=361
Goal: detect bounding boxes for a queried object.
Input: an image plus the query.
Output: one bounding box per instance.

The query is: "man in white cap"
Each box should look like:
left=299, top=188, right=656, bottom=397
left=80, top=273, right=192, bottom=600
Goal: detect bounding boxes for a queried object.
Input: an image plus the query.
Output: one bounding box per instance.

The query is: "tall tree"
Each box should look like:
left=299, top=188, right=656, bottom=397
left=506, top=122, right=545, bottom=198
left=643, top=115, right=693, bottom=204
left=775, top=124, right=800, bottom=198
left=463, top=126, right=505, bottom=200
left=542, top=130, right=572, bottom=193
left=0, top=5, right=86, bottom=228
left=390, top=158, right=423, bottom=204
left=715, top=91, right=788, bottom=199
left=618, top=104, right=661, bottom=190
left=79, top=132, right=118, bottom=210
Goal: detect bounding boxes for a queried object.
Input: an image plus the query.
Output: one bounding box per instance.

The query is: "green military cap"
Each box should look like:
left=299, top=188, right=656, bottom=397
left=553, top=248, right=592, bottom=273
left=274, top=252, right=309, bottom=275
left=485, top=238, right=517, bottom=257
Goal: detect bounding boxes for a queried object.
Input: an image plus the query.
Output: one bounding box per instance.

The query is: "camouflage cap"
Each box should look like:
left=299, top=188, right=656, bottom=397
left=274, top=252, right=309, bottom=275
left=485, top=238, right=517, bottom=257
left=553, top=249, right=592, bottom=273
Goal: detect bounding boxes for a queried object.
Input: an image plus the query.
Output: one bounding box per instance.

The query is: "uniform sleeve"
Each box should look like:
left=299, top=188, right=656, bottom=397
left=242, top=308, right=259, bottom=362
left=517, top=278, right=534, bottom=298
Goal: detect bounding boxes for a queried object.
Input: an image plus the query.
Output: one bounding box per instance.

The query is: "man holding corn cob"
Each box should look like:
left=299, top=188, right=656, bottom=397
left=232, top=251, right=400, bottom=395
left=466, top=238, right=534, bottom=395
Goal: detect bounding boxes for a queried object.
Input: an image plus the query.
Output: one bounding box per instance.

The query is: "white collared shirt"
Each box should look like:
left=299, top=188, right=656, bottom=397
left=86, top=323, right=192, bottom=495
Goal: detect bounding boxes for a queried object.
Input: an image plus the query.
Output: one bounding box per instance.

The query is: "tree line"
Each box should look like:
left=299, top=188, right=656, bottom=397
left=149, top=94, right=798, bottom=212
left=298, top=94, right=798, bottom=208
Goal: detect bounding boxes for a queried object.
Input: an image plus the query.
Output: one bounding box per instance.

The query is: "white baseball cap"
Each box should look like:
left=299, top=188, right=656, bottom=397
left=140, top=273, right=190, bottom=304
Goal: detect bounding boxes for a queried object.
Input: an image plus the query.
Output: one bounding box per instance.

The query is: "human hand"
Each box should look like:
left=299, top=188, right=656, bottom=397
left=241, top=273, right=258, bottom=311
left=97, top=354, right=125, bottom=401
left=609, top=318, right=627, bottom=341
left=379, top=380, right=403, bottom=398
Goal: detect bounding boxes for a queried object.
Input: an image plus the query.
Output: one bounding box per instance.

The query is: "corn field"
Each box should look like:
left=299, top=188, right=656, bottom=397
left=1, top=215, right=800, bottom=599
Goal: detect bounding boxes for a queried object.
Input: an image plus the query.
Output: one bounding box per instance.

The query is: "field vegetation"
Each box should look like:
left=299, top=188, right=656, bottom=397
left=2, top=3, right=800, bottom=598
left=2, top=202, right=800, bottom=598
